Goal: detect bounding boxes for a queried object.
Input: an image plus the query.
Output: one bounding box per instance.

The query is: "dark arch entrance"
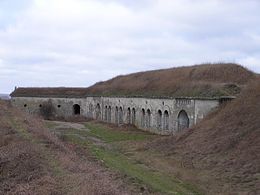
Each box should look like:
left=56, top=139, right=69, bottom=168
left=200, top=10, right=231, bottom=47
left=127, top=107, right=131, bottom=124
left=73, top=104, right=80, bottom=115
left=164, top=110, right=169, bottom=130
left=178, top=110, right=189, bottom=131
left=115, top=106, right=119, bottom=124
left=146, top=109, right=151, bottom=128
left=132, top=108, right=136, bottom=125
left=157, top=110, right=162, bottom=130
left=96, top=103, right=101, bottom=120
left=119, top=107, right=123, bottom=124
left=141, top=108, right=145, bottom=128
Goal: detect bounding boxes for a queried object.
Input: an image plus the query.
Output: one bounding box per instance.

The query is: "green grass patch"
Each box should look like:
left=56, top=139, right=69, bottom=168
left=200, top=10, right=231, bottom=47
left=60, top=132, right=90, bottom=146
left=49, top=121, right=202, bottom=195
left=85, top=122, right=155, bottom=143
left=9, top=117, right=34, bottom=140
left=49, top=126, right=92, bottom=147
left=91, top=146, right=201, bottom=195
left=44, top=120, right=59, bottom=129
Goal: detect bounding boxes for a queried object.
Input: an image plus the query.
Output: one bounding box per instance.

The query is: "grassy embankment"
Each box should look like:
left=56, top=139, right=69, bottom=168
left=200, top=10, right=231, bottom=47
left=0, top=101, right=67, bottom=194
left=85, top=63, right=255, bottom=97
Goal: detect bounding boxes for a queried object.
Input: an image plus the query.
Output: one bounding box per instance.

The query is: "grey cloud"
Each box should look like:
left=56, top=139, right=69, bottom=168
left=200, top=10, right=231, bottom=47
left=0, top=0, right=260, bottom=93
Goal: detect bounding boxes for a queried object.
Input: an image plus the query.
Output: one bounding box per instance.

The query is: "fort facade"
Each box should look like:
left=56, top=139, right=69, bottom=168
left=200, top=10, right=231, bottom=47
left=11, top=90, right=230, bottom=134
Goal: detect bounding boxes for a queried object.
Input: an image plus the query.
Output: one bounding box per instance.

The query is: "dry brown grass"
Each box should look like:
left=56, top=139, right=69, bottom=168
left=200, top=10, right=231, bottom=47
left=149, top=77, right=260, bottom=194
left=10, top=87, right=87, bottom=98
left=0, top=101, right=135, bottom=195
left=0, top=101, right=62, bottom=195
left=86, top=63, right=256, bottom=97
left=10, top=63, right=256, bottom=98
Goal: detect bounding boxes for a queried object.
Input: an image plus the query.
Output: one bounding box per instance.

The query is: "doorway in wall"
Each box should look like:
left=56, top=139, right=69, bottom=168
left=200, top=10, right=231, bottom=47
left=178, top=110, right=189, bottom=131
left=73, top=104, right=80, bottom=115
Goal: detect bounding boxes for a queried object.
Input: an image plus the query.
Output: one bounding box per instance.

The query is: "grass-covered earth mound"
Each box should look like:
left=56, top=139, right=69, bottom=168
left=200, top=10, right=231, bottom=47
left=10, top=63, right=257, bottom=98
left=86, top=63, right=256, bottom=97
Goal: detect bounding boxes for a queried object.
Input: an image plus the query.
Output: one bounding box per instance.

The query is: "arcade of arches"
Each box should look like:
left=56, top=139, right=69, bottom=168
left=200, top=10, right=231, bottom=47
left=99, top=104, right=190, bottom=131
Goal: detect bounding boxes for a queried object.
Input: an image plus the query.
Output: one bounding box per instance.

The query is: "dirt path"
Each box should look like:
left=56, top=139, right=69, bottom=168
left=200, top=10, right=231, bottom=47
left=48, top=120, right=110, bottom=148
left=48, top=120, right=87, bottom=131
left=47, top=120, right=202, bottom=195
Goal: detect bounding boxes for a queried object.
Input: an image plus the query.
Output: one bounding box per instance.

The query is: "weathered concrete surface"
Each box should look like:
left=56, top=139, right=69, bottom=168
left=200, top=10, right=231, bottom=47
left=11, top=96, right=220, bottom=135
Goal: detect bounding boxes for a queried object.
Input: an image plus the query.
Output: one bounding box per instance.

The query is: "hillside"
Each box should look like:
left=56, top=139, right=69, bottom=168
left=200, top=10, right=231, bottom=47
left=0, top=101, right=135, bottom=194
left=85, top=63, right=256, bottom=97
left=150, top=77, right=260, bottom=194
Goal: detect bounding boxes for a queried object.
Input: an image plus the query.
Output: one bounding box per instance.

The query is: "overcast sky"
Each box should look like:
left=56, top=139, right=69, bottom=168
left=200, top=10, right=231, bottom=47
left=1, top=0, right=260, bottom=93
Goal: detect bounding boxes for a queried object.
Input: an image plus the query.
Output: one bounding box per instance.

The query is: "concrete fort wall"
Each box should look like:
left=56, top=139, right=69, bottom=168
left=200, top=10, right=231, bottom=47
left=11, top=96, right=219, bottom=135
left=11, top=97, right=87, bottom=118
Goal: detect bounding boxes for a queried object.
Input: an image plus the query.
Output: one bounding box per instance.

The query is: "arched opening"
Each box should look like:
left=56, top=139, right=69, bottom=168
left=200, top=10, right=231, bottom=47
left=141, top=108, right=145, bottom=128
left=132, top=108, right=136, bottom=125
left=164, top=110, right=169, bottom=130
left=108, top=106, right=112, bottom=122
left=157, top=110, right=162, bottom=130
left=73, top=104, right=80, bottom=115
left=127, top=107, right=131, bottom=124
left=96, top=103, right=101, bottom=120
left=119, top=107, right=123, bottom=124
left=115, top=106, right=119, bottom=124
left=146, top=109, right=151, bottom=128
left=89, top=104, right=93, bottom=118
left=178, top=110, right=189, bottom=131
left=104, top=106, right=108, bottom=121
